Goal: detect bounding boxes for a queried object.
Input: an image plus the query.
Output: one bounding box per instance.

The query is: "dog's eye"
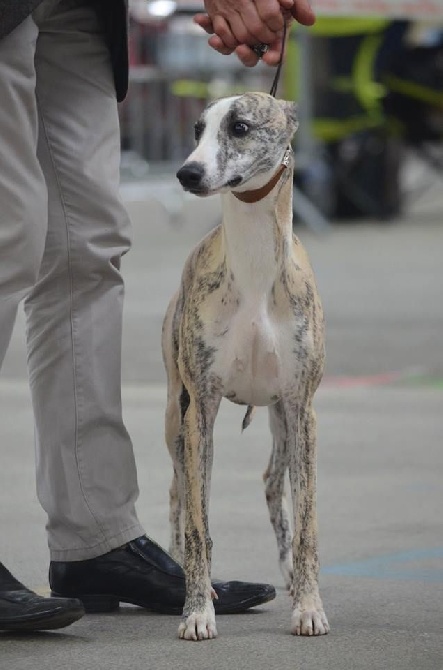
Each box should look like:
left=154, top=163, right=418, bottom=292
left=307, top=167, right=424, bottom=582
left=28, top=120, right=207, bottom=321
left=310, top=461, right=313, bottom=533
left=194, top=122, right=204, bottom=142
left=231, top=121, right=250, bottom=137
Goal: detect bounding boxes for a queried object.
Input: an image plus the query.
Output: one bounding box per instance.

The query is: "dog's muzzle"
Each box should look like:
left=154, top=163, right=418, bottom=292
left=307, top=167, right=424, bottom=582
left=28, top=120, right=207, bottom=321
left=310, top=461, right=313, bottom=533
left=176, top=162, right=205, bottom=193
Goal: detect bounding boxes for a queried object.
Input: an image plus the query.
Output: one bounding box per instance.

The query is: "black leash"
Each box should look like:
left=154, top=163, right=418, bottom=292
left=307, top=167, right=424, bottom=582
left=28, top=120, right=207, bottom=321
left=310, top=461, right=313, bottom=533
left=269, top=20, right=288, bottom=97
left=252, top=19, right=288, bottom=98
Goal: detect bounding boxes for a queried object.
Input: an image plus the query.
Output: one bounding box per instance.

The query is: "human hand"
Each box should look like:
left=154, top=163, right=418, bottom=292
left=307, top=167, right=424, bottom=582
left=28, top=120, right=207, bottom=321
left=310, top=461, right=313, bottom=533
left=194, top=12, right=289, bottom=67
left=194, top=0, right=315, bottom=67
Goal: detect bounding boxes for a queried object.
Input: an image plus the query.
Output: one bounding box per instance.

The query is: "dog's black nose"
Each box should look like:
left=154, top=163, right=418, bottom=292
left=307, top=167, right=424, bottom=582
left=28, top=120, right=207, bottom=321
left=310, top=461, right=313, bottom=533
left=176, top=162, right=205, bottom=189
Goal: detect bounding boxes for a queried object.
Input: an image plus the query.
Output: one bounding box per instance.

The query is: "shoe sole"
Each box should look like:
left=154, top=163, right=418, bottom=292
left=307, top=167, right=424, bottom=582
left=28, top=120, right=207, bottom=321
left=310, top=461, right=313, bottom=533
left=51, top=587, right=276, bottom=616
left=0, top=605, right=85, bottom=632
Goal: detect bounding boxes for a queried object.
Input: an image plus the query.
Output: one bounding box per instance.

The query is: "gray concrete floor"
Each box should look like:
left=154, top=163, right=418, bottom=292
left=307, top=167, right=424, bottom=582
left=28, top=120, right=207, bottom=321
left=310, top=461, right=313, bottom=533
left=1, top=172, right=442, bottom=669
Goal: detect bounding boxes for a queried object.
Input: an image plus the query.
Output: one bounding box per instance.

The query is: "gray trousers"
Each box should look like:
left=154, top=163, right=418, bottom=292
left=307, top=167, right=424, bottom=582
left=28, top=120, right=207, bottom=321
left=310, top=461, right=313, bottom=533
left=0, top=0, right=145, bottom=560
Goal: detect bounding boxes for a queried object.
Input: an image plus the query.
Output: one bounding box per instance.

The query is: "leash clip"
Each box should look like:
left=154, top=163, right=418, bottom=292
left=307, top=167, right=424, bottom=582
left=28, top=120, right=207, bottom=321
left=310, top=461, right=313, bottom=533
left=281, top=147, right=292, bottom=168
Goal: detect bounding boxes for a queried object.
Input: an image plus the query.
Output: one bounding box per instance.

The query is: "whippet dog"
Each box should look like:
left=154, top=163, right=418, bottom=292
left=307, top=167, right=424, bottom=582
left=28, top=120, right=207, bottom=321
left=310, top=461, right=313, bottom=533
left=162, top=92, right=329, bottom=640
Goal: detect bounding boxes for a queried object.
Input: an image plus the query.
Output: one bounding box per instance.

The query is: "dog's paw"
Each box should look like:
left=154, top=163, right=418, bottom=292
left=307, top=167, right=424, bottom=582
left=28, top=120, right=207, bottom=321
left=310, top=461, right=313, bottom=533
left=291, top=603, right=330, bottom=636
left=178, top=604, right=217, bottom=641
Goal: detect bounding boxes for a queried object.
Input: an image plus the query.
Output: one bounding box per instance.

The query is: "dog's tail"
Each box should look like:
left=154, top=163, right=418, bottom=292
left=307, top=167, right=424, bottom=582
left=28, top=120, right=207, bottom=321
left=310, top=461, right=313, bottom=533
left=242, top=405, right=255, bottom=432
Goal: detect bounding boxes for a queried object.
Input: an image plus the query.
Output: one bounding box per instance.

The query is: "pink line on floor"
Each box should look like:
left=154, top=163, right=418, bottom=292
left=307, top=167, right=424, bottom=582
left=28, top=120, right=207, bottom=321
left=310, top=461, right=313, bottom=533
left=322, top=371, right=405, bottom=389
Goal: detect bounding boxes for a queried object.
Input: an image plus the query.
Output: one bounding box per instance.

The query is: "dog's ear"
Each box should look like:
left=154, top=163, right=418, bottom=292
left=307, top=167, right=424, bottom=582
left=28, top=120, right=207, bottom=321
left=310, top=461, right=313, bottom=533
left=279, top=100, right=299, bottom=137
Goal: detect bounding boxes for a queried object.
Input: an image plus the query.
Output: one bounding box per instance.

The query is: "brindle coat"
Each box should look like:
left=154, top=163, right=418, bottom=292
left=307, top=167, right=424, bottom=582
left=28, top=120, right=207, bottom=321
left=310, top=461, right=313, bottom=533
left=162, top=92, right=329, bottom=640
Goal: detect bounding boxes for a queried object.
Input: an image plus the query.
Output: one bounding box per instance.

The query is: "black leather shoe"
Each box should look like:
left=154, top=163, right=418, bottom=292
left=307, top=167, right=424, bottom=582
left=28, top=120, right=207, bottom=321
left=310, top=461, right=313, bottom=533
left=0, top=563, right=85, bottom=632
left=50, top=536, right=275, bottom=615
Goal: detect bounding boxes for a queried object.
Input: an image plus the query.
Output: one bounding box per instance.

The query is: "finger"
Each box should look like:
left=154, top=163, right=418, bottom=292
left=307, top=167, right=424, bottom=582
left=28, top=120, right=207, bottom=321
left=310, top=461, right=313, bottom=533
left=226, top=11, right=269, bottom=47
left=208, top=34, right=235, bottom=55
left=261, top=33, right=287, bottom=65
left=234, top=44, right=261, bottom=67
left=255, top=0, right=287, bottom=32
left=230, top=0, right=283, bottom=44
left=213, top=15, right=240, bottom=50
left=193, top=13, right=214, bottom=34
left=290, top=0, right=316, bottom=26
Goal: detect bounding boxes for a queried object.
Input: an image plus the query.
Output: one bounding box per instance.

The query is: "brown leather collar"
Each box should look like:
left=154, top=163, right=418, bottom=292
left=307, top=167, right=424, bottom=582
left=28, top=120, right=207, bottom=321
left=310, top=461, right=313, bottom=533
left=233, top=147, right=292, bottom=204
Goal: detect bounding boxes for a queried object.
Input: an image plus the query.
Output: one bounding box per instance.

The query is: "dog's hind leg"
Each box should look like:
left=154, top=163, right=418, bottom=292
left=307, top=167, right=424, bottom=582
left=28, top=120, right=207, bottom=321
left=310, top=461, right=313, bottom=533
left=285, top=397, right=329, bottom=636
left=265, top=402, right=293, bottom=589
left=179, top=388, right=221, bottom=641
left=165, top=382, right=188, bottom=563
left=163, top=297, right=187, bottom=563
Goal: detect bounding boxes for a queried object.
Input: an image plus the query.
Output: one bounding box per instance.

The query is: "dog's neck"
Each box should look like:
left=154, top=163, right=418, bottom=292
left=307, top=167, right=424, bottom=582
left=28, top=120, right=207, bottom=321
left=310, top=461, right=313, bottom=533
left=220, top=155, right=294, bottom=295
left=232, top=148, right=292, bottom=205
left=231, top=165, right=288, bottom=205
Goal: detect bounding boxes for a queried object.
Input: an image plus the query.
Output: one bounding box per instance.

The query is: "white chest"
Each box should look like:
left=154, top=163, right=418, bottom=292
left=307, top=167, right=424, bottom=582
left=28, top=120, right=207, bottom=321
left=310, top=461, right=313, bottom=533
left=209, top=301, right=305, bottom=406
left=206, top=195, right=309, bottom=405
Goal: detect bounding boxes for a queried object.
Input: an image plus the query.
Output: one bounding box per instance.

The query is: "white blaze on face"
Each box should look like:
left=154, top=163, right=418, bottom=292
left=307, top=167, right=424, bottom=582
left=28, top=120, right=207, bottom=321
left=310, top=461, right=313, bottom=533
left=186, top=96, right=240, bottom=177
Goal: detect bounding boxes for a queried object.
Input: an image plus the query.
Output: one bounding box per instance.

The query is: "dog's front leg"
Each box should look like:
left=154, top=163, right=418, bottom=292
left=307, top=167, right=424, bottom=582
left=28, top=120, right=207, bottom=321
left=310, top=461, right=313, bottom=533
left=265, top=402, right=292, bottom=589
left=286, top=398, right=330, bottom=636
left=179, top=391, right=220, bottom=641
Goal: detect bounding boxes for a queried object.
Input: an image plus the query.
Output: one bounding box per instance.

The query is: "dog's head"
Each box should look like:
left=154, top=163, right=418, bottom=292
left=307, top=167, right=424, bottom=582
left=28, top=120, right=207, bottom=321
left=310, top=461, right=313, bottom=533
left=176, top=92, right=298, bottom=197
